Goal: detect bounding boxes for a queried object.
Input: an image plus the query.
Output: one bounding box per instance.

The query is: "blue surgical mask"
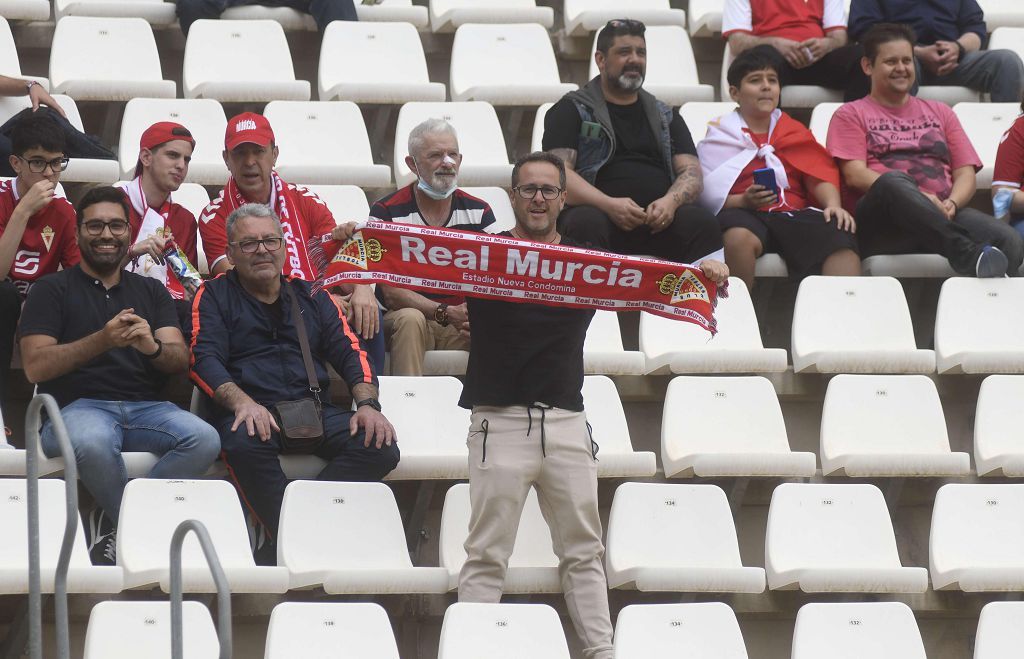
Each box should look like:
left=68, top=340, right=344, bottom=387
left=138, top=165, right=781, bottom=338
left=413, top=155, right=458, bottom=200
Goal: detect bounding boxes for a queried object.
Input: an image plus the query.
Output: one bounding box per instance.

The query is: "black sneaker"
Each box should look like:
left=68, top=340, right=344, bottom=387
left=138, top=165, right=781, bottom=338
left=976, top=246, right=1009, bottom=278
left=87, top=508, right=117, bottom=566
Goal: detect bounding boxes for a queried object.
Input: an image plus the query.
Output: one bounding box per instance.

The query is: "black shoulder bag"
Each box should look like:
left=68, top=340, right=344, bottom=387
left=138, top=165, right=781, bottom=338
left=271, top=284, right=326, bottom=454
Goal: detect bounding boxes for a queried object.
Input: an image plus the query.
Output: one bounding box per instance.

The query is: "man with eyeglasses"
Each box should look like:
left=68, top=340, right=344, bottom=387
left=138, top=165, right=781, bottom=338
left=116, top=122, right=201, bottom=338
left=543, top=19, right=729, bottom=285
left=18, top=186, right=220, bottom=565
left=361, top=118, right=496, bottom=376
left=0, top=113, right=79, bottom=430
left=191, top=203, right=398, bottom=565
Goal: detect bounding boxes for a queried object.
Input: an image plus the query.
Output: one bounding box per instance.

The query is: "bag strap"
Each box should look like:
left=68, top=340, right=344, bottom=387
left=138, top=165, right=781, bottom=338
left=286, top=280, right=321, bottom=402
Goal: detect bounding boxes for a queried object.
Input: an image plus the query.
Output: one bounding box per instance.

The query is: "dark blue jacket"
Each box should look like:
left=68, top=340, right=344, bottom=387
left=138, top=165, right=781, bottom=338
left=190, top=271, right=376, bottom=408
left=848, top=0, right=986, bottom=45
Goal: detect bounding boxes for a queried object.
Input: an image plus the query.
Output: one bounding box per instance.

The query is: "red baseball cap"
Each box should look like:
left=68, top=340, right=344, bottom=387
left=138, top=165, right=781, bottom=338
left=225, top=112, right=275, bottom=151
left=134, top=121, right=195, bottom=177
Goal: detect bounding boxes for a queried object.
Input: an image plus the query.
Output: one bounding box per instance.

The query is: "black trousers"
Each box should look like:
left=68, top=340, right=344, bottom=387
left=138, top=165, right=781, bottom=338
left=0, top=282, right=21, bottom=422
left=748, top=43, right=871, bottom=102
left=217, top=403, right=400, bottom=549
left=558, top=203, right=723, bottom=264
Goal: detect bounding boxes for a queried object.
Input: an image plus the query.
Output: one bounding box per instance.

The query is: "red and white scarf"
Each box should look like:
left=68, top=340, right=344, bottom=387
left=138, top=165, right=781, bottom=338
left=117, top=177, right=185, bottom=300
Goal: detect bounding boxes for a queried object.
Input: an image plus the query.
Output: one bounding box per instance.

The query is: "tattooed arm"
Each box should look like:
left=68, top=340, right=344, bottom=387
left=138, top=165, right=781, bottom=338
left=547, top=147, right=647, bottom=230
left=646, top=154, right=703, bottom=233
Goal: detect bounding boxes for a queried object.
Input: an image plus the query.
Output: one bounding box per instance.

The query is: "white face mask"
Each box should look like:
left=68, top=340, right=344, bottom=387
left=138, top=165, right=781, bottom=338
left=414, top=154, right=458, bottom=200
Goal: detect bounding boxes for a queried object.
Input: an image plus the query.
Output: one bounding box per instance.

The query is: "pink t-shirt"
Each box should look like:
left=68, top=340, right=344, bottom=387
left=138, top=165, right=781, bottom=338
left=826, top=95, right=981, bottom=210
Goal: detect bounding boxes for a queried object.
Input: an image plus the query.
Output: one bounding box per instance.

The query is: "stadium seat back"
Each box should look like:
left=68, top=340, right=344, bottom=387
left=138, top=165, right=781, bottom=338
left=791, top=602, right=927, bottom=659
left=83, top=601, right=218, bottom=659
left=687, top=0, right=725, bottom=37
left=581, top=375, right=631, bottom=453
left=563, top=0, right=685, bottom=36
left=974, top=601, right=1024, bottom=659
left=438, top=603, right=570, bottom=659
left=264, top=602, right=400, bottom=659
left=0, top=16, right=25, bottom=78
left=302, top=185, right=370, bottom=221
left=935, top=278, right=1024, bottom=373
left=431, top=0, right=553, bottom=32
left=974, top=375, right=1024, bottom=476
left=459, top=186, right=515, bottom=232
left=379, top=376, right=469, bottom=458
left=55, top=0, right=177, bottom=24
left=118, top=98, right=228, bottom=183
left=0, top=479, right=91, bottom=579
left=953, top=102, right=1019, bottom=189
left=808, top=102, right=842, bottom=146
left=679, top=101, right=738, bottom=146
left=614, top=603, right=750, bottom=657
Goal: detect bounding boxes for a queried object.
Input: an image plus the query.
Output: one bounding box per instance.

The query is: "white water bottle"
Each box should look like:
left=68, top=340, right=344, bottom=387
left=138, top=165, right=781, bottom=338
left=993, top=188, right=1014, bottom=220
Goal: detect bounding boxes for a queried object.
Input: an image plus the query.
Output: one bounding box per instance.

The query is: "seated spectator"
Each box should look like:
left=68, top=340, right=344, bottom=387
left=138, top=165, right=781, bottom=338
left=723, top=0, right=870, bottom=101
left=369, top=119, right=495, bottom=376
left=542, top=19, right=729, bottom=282
left=0, top=114, right=79, bottom=429
left=849, top=0, right=1024, bottom=103
left=699, top=49, right=860, bottom=290
left=191, top=203, right=399, bottom=564
left=199, top=112, right=385, bottom=371
left=992, top=99, right=1024, bottom=235
left=0, top=75, right=66, bottom=178
left=827, top=23, right=1023, bottom=278
left=177, top=0, right=356, bottom=36
left=116, top=122, right=201, bottom=339
left=18, top=186, right=220, bottom=565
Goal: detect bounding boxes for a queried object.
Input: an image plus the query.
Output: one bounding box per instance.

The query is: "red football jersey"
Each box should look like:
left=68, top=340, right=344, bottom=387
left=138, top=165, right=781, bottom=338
left=0, top=178, right=80, bottom=296
left=119, top=179, right=200, bottom=267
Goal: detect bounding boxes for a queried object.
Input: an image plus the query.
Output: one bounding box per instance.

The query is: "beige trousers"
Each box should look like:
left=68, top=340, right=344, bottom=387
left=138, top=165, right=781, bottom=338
left=458, top=405, right=614, bottom=659
left=383, top=308, right=469, bottom=376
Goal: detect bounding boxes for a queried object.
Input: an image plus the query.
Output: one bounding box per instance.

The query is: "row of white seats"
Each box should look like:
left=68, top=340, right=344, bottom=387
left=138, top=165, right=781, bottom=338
left=14, top=478, right=1024, bottom=596
left=79, top=599, right=1024, bottom=659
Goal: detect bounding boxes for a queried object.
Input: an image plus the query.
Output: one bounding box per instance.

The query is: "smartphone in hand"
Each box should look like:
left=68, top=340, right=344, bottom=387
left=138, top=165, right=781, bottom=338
left=752, top=167, right=779, bottom=198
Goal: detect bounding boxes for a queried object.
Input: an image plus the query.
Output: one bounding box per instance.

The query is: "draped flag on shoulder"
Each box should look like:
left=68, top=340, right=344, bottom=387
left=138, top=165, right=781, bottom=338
left=321, top=221, right=727, bottom=334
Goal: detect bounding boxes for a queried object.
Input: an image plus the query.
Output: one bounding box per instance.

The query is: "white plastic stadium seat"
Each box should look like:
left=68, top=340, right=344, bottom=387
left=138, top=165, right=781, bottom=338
left=0, top=1, right=49, bottom=21
left=791, top=602, right=927, bottom=659
left=278, top=481, right=449, bottom=593
left=302, top=185, right=369, bottom=222
left=588, top=26, right=713, bottom=106
left=680, top=101, right=737, bottom=146
left=170, top=183, right=212, bottom=225
left=117, top=479, right=289, bottom=593
left=265, top=602, right=400, bottom=659
left=583, top=311, right=646, bottom=376
left=722, top=49, right=839, bottom=110
left=318, top=22, right=444, bottom=104
left=808, top=102, right=841, bottom=146
left=357, top=0, right=428, bottom=28
left=460, top=186, right=514, bottom=233
left=279, top=376, right=471, bottom=481
left=988, top=27, right=1024, bottom=60
left=263, top=101, right=390, bottom=186
left=766, top=483, right=929, bottom=592
left=83, top=601, right=218, bottom=659
left=222, top=2, right=430, bottom=30
left=860, top=254, right=957, bottom=277
left=530, top=102, right=552, bottom=153
left=439, top=483, right=559, bottom=593
left=422, top=350, right=469, bottom=376
left=582, top=376, right=657, bottom=477
left=49, top=17, right=175, bottom=101
left=450, top=24, right=576, bottom=106
left=687, top=0, right=724, bottom=37
left=953, top=103, right=1019, bottom=189
left=614, top=603, right=750, bottom=657
left=0, top=17, right=48, bottom=87
left=792, top=276, right=935, bottom=373
left=55, top=0, right=176, bottom=25
left=662, top=376, right=816, bottom=478
left=639, top=276, right=788, bottom=374
left=183, top=20, right=310, bottom=102
left=821, top=374, right=970, bottom=477
left=118, top=98, right=229, bottom=184
left=974, top=601, right=1024, bottom=659
left=0, top=479, right=122, bottom=593
left=438, top=603, right=570, bottom=659
left=935, top=278, right=1024, bottom=374
left=0, top=95, right=118, bottom=183
left=394, top=102, right=512, bottom=187
left=430, top=0, right=553, bottom=33
left=975, top=375, right=1024, bottom=477
left=563, top=0, right=686, bottom=37
left=915, top=86, right=979, bottom=104
left=605, top=483, right=766, bottom=593
left=930, top=483, right=1024, bottom=591
left=979, top=2, right=1024, bottom=30
left=220, top=4, right=317, bottom=29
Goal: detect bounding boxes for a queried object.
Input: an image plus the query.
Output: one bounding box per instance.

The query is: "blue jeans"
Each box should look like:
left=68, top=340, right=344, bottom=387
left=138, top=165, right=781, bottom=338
left=41, top=400, right=221, bottom=521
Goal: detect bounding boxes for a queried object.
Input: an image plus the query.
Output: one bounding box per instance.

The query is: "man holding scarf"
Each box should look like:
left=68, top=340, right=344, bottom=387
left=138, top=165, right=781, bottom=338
left=117, top=121, right=200, bottom=337
left=199, top=112, right=385, bottom=369
left=698, top=48, right=859, bottom=290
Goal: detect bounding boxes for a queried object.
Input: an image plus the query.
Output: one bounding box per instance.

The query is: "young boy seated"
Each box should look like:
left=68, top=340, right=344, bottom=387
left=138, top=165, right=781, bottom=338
left=698, top=48, right=860, bottom=290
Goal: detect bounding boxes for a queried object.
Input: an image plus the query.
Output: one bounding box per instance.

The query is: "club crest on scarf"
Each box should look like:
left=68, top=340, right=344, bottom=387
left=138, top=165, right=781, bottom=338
left=657, top=270, right=709, bottom=305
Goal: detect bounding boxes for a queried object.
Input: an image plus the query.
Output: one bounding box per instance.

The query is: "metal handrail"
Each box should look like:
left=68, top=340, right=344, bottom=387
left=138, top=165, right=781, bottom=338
left=168, top=520, right=232, bottom=659
left=25, top=393, right=76, bottom=659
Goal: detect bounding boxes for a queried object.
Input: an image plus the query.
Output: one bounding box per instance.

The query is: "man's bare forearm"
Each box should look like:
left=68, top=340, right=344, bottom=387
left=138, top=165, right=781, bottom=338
left=150, top=341, right=189, bottom=374
left=667, top=161, right=703, bottom=207
left=213, top=381, right=254, bottom=413
left=21, top=331, right=110, bottom=383
left=352, top=383, right=379, bottom=401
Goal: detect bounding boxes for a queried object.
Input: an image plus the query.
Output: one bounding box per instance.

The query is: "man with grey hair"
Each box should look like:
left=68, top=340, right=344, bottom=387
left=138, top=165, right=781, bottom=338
left=365, top=118, right=497, bottom=376
left=191, top=202, right=399, bottom=564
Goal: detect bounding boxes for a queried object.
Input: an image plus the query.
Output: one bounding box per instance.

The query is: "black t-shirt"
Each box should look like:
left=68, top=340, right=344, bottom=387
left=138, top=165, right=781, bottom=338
left=458, top=234, right=596, bottom=412
left=542, top=96, right=696, bottom=208
left=18, top=265, right=179, bottom=408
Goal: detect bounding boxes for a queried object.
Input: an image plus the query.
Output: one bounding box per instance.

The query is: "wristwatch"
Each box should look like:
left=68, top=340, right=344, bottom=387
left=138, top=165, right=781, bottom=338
left=356, top=397, right=382, bottom=412
left=143, top=338, right=163, bottom=360
left=433, top=303, right=450, bottom=327
left=25, top=80, right=38, bottom=95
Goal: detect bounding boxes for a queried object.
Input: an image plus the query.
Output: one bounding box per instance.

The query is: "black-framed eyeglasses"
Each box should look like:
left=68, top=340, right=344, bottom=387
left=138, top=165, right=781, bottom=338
left=229, top=237, right=284, bottom=254
left=16, top=155, right=69, bottom=173
left=513, top=185, right=563, bottom=200
left=82, top=220, right=130, bottom=236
